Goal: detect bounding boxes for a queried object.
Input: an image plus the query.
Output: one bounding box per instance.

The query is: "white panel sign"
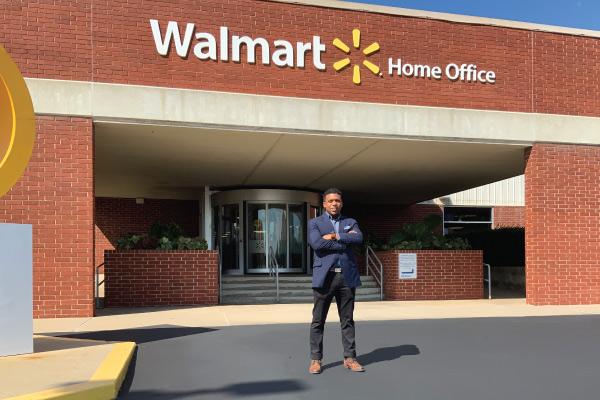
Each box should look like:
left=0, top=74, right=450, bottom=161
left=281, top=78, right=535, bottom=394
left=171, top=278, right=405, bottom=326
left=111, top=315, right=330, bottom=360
left=398, top=253, right=417, bottom=279
left=0, top=223, right=33, bottom=357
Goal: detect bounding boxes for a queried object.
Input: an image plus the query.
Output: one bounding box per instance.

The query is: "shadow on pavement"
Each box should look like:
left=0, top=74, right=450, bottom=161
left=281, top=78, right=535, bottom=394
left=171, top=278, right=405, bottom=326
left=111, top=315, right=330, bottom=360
left=118, top=379, right=307, bottom=399
left=58, top=326, right=218, bottom=344
left=322, top=344, right=420, bottom=370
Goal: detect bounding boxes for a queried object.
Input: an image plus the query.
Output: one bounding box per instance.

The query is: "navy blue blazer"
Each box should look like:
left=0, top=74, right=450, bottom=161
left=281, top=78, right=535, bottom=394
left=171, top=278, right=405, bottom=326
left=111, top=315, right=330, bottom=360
left=308, top=213, right=363, bottom=288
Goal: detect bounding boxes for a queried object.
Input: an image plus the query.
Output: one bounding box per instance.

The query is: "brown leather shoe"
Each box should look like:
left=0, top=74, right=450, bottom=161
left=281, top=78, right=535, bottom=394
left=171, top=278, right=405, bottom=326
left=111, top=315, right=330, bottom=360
left=343, top=357, right=365, bottom=372
left=309, top=359, right=322, bottom=374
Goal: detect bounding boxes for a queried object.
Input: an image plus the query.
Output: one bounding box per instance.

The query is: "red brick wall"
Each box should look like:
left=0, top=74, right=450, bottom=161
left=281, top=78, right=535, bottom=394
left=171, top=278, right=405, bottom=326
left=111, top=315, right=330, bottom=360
left=104, top=250, right=218, bottom=307
left=0, top=0, right=92, bottom=81
left=95, top=197, right=200, bottom=268
left=2, top=0, right=600, bottom=116
left=377, top=250, right=483, bottom=300
left=525, top=144, right=600, bottom=305
left=0, top=116, right=94, bottom=318
left=494, top=206, right=525, bottom=228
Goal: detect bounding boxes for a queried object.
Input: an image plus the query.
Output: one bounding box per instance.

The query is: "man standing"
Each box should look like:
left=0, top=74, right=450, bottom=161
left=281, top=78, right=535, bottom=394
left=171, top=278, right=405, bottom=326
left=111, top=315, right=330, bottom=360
left=308, top=188, right=365, bottom=374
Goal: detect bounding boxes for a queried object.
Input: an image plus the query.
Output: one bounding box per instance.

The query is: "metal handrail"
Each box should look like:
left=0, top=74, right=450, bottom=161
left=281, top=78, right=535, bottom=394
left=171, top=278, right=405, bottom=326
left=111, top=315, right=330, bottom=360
left=268, top=246, right=280, bottom=303
left=365, top=246, right=384, bottom=300
left=95, top=262, right=105, bottom=308
left=483, top=263, right=491, bottom=300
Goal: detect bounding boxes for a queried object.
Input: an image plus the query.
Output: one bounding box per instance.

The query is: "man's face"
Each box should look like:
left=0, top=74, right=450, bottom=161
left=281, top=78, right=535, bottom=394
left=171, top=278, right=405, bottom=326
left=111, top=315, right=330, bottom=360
left=323, top=193, right=343, bottom=218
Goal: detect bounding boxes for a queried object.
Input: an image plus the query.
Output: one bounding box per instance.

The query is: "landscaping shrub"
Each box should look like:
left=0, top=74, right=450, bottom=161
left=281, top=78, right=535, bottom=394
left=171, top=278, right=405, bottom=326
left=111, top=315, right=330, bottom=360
left=116, top=221, right=208, bottom=250
left=359, top=215, right=471, bottom=252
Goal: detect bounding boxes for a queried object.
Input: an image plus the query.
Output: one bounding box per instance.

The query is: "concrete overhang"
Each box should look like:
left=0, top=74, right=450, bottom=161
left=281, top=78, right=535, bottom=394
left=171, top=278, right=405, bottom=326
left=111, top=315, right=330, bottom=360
left=25, top=78, right=600, bottom=203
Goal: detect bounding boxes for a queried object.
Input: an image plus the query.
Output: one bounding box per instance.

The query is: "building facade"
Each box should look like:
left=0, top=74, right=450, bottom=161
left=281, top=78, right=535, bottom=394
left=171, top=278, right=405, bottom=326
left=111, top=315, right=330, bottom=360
left=1, top=0, right=599, bottom=317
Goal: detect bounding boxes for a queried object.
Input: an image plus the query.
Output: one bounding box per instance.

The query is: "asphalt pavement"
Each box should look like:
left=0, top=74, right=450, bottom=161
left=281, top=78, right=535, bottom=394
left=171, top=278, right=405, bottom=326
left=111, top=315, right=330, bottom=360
left=59, top=314, right=600, bottom=400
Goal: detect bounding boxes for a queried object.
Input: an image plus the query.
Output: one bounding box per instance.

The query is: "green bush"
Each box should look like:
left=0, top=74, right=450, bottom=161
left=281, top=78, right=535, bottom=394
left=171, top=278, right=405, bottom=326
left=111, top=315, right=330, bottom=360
left=116, top=221, right=208, bottom=250
left=359, top=215, right=471, bottom=252
left=448, top=227, right=524, bottom=266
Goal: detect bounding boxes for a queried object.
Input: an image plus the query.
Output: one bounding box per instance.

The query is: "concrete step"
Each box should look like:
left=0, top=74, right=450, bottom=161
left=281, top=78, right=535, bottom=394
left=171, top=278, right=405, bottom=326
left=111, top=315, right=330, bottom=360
left=221, top=288, right=379, bottom=298
left=221, top=294, right=382, bottom=305
left=220, top=275, right=382, bottom=304
left=221, top=281, right=380, bottom=291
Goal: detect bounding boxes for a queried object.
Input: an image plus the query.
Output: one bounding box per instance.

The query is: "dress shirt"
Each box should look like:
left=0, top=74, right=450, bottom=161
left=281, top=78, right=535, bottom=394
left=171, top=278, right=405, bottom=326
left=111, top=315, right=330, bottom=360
left=325, top=211, right=340, bottom=236
left=325, top=211, right=342, bottom=269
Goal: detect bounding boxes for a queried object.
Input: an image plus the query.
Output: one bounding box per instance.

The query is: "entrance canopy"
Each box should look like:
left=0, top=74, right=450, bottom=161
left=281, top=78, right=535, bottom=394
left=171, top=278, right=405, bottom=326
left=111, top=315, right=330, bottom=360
left=94, top=121, right=525, bottom=204
left=26, top=79, right=600, bottom=204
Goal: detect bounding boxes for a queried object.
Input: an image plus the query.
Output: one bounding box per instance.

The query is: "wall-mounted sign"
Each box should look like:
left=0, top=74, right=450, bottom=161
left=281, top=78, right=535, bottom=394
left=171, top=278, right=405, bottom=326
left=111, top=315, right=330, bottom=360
left=0, top=45, right=35, bottom=198
left=398, top=253, right=417, bottom=279
left=150, top=20, right=326, bottom=70
left=150, top=20, right=497, bottom=86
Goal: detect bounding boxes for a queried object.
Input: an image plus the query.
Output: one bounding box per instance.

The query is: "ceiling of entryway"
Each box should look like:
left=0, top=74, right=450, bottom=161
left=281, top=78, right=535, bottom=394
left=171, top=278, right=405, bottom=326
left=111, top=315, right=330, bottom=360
left=94, top=121, right=526, bottom=204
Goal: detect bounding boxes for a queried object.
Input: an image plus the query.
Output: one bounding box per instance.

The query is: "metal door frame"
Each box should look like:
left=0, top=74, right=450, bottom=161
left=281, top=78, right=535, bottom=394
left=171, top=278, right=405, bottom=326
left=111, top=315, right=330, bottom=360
left=215, top=203, right=244, bottom=276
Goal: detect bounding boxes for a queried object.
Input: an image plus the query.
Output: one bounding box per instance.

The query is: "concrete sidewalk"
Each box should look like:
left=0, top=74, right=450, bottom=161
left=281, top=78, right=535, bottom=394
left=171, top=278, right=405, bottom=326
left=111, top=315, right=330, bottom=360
left=32, top=297, right=600, bottom=334
left=3, top=297, right=600, bottom=399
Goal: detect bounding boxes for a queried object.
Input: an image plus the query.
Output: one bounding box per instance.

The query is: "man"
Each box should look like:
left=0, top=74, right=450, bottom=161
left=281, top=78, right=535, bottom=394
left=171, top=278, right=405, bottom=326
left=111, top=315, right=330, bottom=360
left=308, top=188, right=365, bottom=374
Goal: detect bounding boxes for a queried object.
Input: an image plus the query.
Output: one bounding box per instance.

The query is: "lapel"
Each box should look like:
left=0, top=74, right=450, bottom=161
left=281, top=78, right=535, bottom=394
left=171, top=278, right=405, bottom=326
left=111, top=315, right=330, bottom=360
left=321, top=213, right=345, bottom=233
left=319, top=213, right=332, bottom=232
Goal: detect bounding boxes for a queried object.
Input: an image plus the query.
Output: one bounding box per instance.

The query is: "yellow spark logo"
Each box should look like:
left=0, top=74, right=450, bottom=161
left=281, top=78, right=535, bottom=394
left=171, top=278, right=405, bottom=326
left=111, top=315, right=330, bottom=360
left=333, top=29, right=380, bottom=85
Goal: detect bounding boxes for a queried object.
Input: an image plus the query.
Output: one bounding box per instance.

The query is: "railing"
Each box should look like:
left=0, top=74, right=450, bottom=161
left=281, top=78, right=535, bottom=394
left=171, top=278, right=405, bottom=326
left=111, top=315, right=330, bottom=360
left=365, top=246, right=384, bottom=300
left=483, top=263, right=491, bottom=300
left=95, top=262, right=105, bottom=308
left=268, top=246, right=280, bottom=303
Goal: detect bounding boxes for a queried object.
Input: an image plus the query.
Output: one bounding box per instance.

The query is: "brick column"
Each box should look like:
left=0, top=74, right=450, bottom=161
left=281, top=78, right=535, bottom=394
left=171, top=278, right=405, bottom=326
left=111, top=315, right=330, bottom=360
left=0, top=116, right=95, bottom=318
left=525, top=144, right=600, bottom=305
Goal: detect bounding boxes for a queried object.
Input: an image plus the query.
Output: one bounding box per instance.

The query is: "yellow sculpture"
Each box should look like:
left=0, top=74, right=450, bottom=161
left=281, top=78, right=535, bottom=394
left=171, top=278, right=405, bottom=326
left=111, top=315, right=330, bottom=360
left=0, top=45, right=35, bottom=198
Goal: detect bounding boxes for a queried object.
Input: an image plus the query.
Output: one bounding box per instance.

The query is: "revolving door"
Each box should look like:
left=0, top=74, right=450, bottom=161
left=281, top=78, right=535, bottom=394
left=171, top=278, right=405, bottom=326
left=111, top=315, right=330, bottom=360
left=212, top=189, right=321, bottom=275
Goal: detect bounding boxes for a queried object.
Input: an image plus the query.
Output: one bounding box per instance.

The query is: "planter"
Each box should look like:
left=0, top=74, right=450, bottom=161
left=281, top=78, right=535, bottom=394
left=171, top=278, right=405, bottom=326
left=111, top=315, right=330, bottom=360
left=376, top=250, right=483, bottom=300
left=104, top=250, right=218, bottom=307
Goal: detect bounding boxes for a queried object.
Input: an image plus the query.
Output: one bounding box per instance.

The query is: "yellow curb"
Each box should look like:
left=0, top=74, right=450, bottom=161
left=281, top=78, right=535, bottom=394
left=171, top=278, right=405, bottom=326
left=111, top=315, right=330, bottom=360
left=4, top=340, right=136, bottom=400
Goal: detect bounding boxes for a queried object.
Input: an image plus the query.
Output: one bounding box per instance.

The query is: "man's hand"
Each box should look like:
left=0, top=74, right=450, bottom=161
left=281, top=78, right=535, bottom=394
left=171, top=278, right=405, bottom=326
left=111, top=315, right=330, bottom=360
left=322, top=233, right=338, bottom=241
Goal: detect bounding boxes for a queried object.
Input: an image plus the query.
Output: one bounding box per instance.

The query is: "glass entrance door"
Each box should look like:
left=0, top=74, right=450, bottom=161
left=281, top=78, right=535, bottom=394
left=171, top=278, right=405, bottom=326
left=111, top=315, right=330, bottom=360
left=214, top=204, right=243, bottom=275
left=212, top=189, right=320, bottom=275
left=246, top=202, right=306, bottom=273
left=247, top=203, right=267, bottom=271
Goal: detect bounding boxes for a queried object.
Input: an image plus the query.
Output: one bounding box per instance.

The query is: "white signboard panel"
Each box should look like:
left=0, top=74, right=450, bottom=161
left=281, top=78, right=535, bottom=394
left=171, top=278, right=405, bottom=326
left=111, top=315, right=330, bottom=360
left=398, top=253, right=417, bottom=279
left=0, top=223, right=33, bottom=356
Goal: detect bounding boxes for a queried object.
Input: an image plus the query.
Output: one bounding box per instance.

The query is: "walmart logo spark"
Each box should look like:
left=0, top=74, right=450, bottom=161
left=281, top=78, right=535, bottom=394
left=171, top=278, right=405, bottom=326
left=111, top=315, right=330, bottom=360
left=333, top=29, right=380, bottom=85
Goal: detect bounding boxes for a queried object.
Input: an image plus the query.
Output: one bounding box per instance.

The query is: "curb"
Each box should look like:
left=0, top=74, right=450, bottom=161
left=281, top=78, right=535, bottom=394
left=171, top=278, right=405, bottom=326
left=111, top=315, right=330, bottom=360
left=5, top=339, right=136, bottom=400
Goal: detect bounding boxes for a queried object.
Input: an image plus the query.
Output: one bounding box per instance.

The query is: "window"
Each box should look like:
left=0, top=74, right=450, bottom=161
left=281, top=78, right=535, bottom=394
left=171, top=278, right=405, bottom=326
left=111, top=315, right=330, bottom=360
left=443, top=206, right=492, bottom=235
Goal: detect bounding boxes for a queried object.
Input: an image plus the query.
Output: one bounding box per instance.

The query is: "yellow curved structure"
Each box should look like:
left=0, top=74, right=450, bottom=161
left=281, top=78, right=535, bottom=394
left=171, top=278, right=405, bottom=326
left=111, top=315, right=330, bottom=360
left=0, top=45, right=35, bottom=198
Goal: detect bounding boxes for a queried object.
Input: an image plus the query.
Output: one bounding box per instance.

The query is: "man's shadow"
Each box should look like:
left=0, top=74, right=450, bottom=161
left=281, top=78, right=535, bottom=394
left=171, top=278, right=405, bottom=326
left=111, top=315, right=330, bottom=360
left=322, top=345, right=420, bottom=370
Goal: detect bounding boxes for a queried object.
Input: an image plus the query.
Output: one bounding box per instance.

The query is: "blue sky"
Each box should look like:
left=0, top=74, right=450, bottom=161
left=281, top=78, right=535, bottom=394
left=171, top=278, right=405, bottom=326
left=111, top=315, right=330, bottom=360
left=345, top=0, right=600, bottom=31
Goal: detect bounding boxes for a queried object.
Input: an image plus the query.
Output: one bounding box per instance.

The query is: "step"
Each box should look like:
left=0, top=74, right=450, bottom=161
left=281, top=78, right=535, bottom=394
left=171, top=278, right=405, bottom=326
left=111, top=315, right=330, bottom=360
left=221, top=294, right=382, bottom=305
left=222, top=275, right=378, bottom=283
left=220, top=275, right=381, bottom=304
left=221, top=281, right=379, bottom=291
left=221, top=285, right=382, bottom=304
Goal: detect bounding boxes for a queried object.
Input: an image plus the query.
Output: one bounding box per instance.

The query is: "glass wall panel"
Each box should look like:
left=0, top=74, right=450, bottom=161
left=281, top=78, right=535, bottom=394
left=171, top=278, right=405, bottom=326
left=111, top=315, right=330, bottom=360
left=220, top=204, right=239, bottom=271
left=268, top=204, right=288, bottom=269
left=247, top=204, right=267, bottom=270
left=443, top=206, right=493, bottom=234
left=289, top=204, right=305, bottom=270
